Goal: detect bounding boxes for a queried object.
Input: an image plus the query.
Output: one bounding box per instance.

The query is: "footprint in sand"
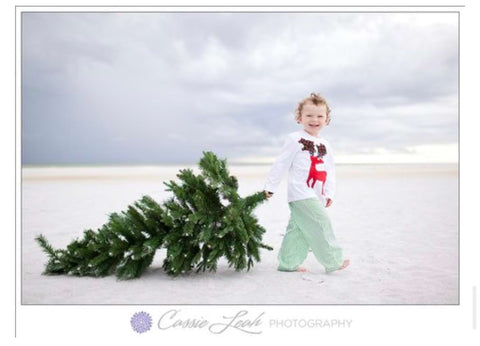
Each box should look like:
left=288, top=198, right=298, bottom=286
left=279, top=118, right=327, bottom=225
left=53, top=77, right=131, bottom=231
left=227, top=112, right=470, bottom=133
left=301, top=274, right=325, bottom=284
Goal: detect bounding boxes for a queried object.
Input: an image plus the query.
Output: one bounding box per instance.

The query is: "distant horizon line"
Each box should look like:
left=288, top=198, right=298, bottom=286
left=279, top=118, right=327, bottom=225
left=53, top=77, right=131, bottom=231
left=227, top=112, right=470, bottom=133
left=21, top=161, right=459, bottom=168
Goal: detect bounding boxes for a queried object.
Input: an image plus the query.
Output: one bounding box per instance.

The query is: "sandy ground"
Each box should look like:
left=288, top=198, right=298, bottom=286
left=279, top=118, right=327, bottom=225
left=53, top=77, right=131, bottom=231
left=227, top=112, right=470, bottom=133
left=21, top=164, right=458, bottom=305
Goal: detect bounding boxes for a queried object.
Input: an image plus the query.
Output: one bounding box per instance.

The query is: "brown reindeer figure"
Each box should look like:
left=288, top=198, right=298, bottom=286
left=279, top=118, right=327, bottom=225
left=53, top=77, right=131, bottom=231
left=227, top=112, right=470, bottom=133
left=298, top=138, right=328, bottom=194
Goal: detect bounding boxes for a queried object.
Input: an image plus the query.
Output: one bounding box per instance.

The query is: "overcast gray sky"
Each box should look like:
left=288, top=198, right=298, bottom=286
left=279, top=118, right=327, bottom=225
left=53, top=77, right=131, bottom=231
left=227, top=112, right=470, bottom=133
left=21, top=12, right=458, bottom=164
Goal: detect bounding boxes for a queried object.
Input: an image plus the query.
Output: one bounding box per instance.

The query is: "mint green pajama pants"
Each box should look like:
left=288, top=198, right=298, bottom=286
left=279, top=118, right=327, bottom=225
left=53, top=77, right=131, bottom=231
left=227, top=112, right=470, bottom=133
left=277, top=197, right=344, bottom=273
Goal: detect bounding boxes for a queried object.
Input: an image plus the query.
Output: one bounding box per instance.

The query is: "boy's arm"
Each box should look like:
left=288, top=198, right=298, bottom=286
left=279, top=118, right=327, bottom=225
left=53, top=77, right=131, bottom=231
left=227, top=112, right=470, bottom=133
left=324, top=141, right=336, bottom=201
left=264, top=136, right=298, bottom=195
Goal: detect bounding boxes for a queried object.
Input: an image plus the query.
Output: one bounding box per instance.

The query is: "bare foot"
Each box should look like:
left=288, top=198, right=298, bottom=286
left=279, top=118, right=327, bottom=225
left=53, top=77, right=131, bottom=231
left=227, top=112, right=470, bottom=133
left=296, top=267, right=308, bottom=272
left=326, top=259, right=350, bottom=273
left=338, top=259, right=350, bottom=270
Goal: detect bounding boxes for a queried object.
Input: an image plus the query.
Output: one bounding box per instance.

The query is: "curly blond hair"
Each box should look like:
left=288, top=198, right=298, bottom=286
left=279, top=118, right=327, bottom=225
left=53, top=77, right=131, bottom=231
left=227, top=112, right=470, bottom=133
left=294, top=93, right=331, bottom=124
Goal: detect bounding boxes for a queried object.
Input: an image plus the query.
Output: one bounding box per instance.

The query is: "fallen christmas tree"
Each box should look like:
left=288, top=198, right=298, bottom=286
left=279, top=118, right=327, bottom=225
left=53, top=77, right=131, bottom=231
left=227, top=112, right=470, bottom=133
left=36, top=151, right=272, bottom=280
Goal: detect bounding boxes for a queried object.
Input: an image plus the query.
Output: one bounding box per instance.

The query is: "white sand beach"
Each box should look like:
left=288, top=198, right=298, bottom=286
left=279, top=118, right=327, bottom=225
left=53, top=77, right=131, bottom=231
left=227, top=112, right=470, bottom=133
left=21, top=164, right=458, bottom=305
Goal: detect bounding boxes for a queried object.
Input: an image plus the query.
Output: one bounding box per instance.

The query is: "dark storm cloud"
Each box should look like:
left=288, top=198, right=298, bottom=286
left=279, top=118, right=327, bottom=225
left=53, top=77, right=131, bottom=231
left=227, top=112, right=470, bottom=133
left=21, top=12, right=458, bottom=164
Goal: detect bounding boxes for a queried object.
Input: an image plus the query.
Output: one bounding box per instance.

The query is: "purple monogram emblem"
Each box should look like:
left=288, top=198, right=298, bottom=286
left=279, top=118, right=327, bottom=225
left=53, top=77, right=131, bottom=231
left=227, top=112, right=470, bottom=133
left=130, top=311, right=152, bottom=334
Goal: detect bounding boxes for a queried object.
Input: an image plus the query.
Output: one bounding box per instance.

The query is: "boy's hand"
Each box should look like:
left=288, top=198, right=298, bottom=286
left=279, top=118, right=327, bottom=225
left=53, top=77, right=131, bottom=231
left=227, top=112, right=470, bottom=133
left=265, top=191, right=273, bottom=199
left=325, top=198, right=333, bottom=207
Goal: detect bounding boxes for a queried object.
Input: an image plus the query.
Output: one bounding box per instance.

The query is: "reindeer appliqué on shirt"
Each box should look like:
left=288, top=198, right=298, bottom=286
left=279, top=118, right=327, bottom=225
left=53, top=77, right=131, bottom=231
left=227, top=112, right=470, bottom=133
left=298, top=138, right=328, bottom=195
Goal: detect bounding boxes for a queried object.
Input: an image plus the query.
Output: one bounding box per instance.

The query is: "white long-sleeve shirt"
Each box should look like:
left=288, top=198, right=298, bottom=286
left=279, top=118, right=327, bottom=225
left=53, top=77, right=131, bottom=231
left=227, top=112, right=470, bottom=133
left=264, top=130, right=336, bottom=203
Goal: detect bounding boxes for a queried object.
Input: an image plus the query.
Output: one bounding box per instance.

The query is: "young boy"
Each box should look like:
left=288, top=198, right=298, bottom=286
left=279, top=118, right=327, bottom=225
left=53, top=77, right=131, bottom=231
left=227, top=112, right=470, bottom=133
left=264, top=93, right=349, bottom=273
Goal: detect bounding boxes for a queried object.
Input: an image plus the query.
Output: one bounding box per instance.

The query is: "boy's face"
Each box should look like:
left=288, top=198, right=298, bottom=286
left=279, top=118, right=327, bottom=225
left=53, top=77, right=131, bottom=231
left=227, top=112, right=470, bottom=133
left=299, top=102, right=329, bottom=137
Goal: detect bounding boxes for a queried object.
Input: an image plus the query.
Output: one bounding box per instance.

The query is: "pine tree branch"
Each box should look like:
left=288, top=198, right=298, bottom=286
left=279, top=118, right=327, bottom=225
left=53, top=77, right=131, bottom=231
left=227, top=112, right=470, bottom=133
left=36, top=151, right=273, bottom=279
